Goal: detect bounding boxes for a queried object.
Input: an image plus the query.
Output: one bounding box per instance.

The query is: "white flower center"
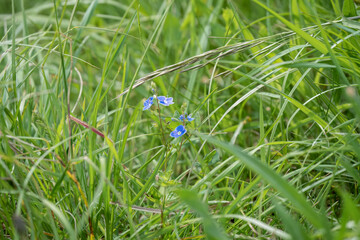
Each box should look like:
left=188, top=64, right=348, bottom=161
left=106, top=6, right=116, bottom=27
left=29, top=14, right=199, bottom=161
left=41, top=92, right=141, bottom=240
left=177, top=131, right=182, bottom=135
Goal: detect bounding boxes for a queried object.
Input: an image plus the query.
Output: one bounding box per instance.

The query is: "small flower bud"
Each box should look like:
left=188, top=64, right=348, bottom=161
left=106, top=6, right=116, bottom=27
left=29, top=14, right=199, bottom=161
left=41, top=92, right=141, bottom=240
left=180, top=102, right=187, bottom=113
left=151, top=82, right=157, bottom=93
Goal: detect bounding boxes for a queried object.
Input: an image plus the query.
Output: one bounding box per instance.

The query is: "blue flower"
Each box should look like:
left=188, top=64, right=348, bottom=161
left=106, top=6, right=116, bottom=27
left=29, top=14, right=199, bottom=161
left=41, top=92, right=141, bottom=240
left=157, top=96, right=174, bottom=106
left=179, top=113, right=194, bottom=122
left=170, top=125, right=187, bottom=138
left=143, top=97, right=154, bottom=110
left=187, top=114, right=194, bottom=122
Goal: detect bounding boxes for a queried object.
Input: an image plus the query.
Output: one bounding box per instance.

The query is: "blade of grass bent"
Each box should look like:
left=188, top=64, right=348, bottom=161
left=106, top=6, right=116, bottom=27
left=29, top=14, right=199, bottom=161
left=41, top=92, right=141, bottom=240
left=194, top=132, right=331, bottom=238
left=176, top=189, right=230, bottom=240
left=253, top=0, right=328, bottom=54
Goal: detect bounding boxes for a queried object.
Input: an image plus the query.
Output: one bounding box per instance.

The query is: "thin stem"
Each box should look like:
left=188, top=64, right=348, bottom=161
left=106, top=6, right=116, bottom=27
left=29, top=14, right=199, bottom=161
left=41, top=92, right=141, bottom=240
left=173, top=138, right=185, bottom=173
left=161, top=187, right=166, bottom=227
left=156, top=98, right=167, bottom=147
left=62, top=33, right=74, bottom=162
left=173, top=114, right=187, bottom=173
left=154, top=97, right=169, bottom=229
left=159, top=144, right=174, bottom=230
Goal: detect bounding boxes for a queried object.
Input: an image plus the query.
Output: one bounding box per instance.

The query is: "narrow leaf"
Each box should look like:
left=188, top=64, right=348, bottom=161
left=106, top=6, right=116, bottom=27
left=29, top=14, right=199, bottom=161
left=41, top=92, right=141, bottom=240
left=253, top=0, right=328, bottom=54
left=194, top=132, right=331, bottom=236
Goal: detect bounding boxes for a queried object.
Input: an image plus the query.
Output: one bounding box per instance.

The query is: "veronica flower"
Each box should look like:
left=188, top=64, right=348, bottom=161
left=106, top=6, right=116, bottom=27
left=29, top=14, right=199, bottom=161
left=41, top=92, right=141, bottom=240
left=186, top=114, right=194, bottom=121
left=170, top=125, right=187, bottom=138
left=179, top=113, right=194, bottom=122
left=157, top=96, right=174, bottom=106
left=143, top=97, right=154, bottom=110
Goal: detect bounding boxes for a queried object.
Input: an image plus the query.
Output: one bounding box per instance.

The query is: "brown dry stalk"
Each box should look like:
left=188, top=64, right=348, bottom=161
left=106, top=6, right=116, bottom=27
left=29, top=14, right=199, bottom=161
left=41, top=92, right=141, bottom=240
left=69, top=115, right=113, bottom=142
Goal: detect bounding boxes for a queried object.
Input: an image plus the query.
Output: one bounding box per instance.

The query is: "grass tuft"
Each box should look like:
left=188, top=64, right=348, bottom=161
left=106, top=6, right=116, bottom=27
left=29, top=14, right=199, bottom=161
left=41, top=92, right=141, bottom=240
left=1, top=0, right=360, bottom=239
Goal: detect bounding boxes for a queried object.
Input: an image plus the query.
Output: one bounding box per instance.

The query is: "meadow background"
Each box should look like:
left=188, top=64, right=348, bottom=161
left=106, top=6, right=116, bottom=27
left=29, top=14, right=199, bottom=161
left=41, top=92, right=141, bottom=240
left=1, top=0, right=360, bottom=239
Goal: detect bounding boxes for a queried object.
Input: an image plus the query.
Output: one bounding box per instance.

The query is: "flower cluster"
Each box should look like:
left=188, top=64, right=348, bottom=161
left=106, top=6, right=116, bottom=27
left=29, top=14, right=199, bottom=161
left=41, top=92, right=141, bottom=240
left=143, top=96, right=174, bottom=110
left=143, top=95, right=193, bottom=139
left=179, top=113, right=194, bottom=122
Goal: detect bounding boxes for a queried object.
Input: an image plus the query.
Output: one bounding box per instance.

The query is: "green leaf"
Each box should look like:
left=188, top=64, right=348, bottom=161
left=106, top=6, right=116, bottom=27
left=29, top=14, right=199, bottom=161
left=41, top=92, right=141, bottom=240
left=176, top=189, right=230, bottom=240
left=340, top=157, right=360, bottom=184
left=194, top=132, right=331, bottom=238
left=283, top=62, right=336, bottom=69
left=342, top=18, right=360, bottom=30
left=342, top=0, right=357, bottom=17
left=275, top=204, right=310, bottom=240
left=335, top=189, right=360, bottom=239
left=279, top=93, right=330, bottom=130
left=253, top=0, right=328, bottom=54
left=42, top=199, right=76, bottom=240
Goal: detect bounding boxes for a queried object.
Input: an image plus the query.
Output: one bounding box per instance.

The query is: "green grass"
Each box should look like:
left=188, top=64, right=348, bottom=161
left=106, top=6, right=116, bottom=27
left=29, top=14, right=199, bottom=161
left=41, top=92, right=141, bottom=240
left=1, top=0, right=360, bottom=239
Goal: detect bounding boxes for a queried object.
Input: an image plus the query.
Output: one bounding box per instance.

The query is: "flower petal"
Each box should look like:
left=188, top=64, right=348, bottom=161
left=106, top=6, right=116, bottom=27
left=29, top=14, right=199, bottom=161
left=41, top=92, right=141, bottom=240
left=170, top=131, right=179, bottom=138
left=166, top=97, right=174, bottom=105
left=157, top=96, right=174, bottom=106
left=187, top=115, right=194, bottom=121
left=157, top=96, right=166, bottom=105
left=170, top=125, right=187, bottom=138
left=175, top=125, right=184, bottom=131
left=143, top=97, right=154, bottom=111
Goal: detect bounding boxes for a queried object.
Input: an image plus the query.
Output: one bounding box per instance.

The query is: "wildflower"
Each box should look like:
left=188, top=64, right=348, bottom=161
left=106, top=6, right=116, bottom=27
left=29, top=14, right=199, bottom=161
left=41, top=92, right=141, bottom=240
left=170, top=125, right=187, bottom=138
left=157, top=96, right=174, bottom=106
left=186, top=114, right=194, bottom=121
left=179, top=113, right=194, bottom=122
left=143, top=97, right=154, bottom=110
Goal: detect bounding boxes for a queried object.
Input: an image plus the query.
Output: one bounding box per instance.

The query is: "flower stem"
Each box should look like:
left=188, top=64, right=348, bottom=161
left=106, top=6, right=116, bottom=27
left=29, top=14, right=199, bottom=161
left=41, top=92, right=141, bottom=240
left=156, top=98, right=167, bottom=148
left=172, top=134, right=186, bottom=173
left=172, top=114, right=187, bottom=172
